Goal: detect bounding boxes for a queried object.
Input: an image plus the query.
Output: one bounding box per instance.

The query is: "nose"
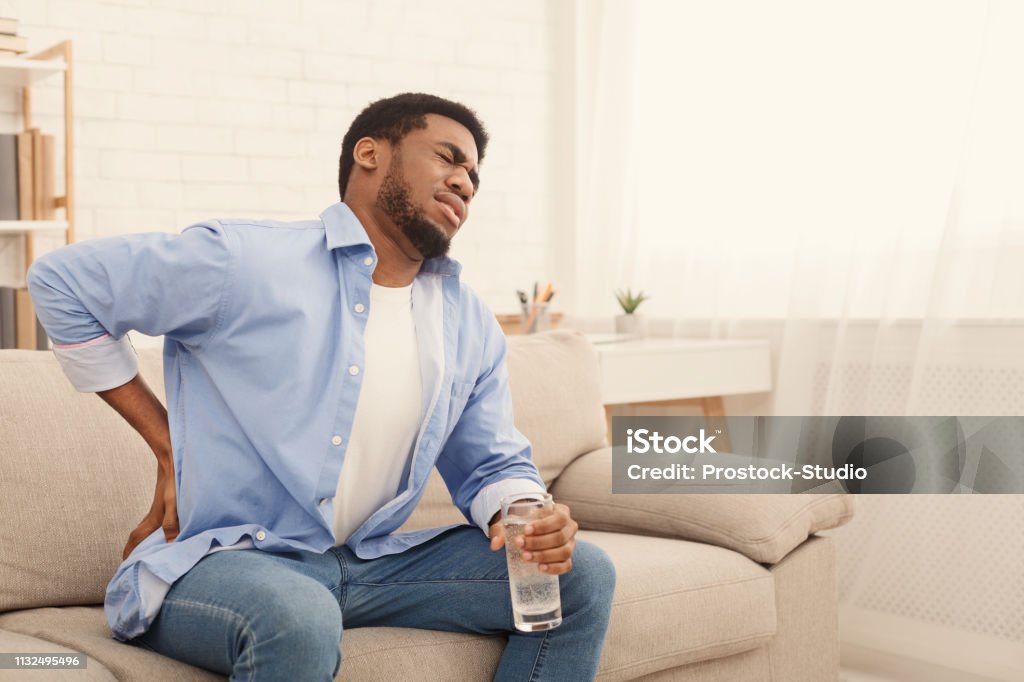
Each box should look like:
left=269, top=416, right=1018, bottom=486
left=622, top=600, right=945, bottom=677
left=447, top=168, right=474, bottom=203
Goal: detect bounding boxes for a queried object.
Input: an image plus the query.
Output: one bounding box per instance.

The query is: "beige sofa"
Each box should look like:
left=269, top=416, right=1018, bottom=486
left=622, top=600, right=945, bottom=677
left=0, top=330, right=853, bottom=681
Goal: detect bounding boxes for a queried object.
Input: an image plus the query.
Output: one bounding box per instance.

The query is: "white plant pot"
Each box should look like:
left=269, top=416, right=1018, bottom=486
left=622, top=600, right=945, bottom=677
left=614, top=313, right=643, bottom=335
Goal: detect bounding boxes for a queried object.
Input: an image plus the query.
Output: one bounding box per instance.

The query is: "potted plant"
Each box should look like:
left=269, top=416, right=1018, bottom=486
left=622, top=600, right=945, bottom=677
left=614, top=288, right=649, bottom=335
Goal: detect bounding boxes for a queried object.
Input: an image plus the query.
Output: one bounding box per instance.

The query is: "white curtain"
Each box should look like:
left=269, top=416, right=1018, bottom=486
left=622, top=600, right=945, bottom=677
left=575, top=0, right=1024, bottom=674
left=576, top=0, right=1023, bottom=324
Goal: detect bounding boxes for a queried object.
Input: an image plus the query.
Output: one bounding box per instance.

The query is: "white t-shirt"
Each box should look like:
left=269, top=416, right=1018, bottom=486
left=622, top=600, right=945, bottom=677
left=141, top=282, right=423, bottom=619
left=332, top=281, right=422, bottom=545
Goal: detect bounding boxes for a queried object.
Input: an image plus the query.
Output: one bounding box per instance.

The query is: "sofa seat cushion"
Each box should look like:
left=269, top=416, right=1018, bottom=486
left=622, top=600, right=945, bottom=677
left=0, top=607, right=221, bottom=682
left=0, top=627, right=118, bottom=681
left=0, top=606, right=504, bottom=682
left=0, top=532, right=776, bottom=682
left=580, top=530, right=776, bottom=681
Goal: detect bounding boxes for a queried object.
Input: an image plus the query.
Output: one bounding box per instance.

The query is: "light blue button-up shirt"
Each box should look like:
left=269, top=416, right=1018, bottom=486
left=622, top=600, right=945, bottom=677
left=27, top=203, right=546, bottom=641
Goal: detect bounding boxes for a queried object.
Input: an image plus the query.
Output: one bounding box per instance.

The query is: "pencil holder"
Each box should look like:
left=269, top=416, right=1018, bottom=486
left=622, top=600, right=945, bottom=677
left=521, top=303, right=550, bottom=334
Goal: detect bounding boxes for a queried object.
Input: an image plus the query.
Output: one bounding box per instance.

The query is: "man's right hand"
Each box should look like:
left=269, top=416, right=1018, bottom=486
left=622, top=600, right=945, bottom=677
left=122, top=458, right=179, bottom=560
left=94, top=374, right=180, bottom=561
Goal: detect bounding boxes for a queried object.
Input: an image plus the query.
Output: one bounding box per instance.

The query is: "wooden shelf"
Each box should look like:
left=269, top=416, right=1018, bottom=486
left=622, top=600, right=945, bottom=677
left=0, top=42, right=72, bottom=350
left=0, top=41, right=75, bottom=272
left=0, top=220, right=69, bottom=236
left=0, top=58, right=67, bottom=88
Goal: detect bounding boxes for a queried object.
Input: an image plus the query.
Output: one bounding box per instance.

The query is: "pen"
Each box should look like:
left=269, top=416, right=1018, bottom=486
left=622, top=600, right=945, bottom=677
left=524, top=283, right=555, bottom=332
left=536, top=282, right=552, bottom=304
left=516, top=290, right=529, bottom=318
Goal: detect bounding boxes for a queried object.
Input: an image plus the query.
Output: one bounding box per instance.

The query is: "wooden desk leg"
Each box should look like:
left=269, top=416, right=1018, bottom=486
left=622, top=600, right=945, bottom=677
left=604, top=405, right=614, bottom=446
left=702, top=396, right=725, bottom=417
left=604, top=398, right=732, bottom=451
left=702, top=397, right=732, bottom=452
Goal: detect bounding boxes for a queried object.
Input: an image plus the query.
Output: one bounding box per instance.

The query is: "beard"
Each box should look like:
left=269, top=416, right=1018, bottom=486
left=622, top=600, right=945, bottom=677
left=376, top=160, right=451, bottom=260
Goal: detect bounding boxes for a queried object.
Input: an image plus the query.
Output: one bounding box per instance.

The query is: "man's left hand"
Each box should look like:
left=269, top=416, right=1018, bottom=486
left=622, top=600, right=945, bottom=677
left=488, top=502, right=579, bottom=576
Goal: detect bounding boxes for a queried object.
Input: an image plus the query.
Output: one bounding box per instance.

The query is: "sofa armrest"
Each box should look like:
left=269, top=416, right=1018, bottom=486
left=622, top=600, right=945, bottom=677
left=549, top=447, right=855, bottom=565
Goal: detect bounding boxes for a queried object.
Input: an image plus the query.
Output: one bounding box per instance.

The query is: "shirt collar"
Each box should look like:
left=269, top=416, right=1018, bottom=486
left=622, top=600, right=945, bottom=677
left=321, top=202, right=372, bottom=250
left=420, top=255, right=462, bottom=278
left=320, top=202, right=463, bottom=279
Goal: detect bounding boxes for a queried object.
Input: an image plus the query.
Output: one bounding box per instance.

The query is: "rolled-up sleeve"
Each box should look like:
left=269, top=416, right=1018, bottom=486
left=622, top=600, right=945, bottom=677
left=26, top=222, right=234, bottom=393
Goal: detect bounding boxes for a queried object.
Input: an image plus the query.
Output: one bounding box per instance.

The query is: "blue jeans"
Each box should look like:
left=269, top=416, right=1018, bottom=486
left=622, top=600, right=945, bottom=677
left=128, top=526, right=616, bottom=681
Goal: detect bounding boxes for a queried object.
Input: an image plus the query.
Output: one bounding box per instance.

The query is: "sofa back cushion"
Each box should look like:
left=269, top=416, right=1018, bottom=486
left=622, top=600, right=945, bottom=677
left=402, top=330, right=607, bottom=530
left=0, top=348, right=166, bottom=612
left=0, top=330, right=605, bottom=611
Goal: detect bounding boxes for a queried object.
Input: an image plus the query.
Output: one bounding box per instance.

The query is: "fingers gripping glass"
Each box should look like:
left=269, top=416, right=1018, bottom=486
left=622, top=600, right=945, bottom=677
left=500, top=493, right=563, bottom=632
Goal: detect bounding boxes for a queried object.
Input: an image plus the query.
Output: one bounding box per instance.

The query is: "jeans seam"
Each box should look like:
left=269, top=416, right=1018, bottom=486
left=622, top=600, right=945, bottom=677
left=163, top=597, right=257, bottom=681
left=243, top=630, right=255, bottom=682
left=330, top=547, right=349, bottom=611
left=528, top=629, right=552, bottom=682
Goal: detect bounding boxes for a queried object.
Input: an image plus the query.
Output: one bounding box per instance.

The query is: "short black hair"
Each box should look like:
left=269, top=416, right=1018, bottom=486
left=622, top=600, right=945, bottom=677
left=338, top=92, right=489, bottom=200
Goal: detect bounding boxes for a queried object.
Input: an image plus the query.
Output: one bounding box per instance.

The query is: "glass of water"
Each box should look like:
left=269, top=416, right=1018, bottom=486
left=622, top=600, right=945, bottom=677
left=501, top=493, right=563, bottom=632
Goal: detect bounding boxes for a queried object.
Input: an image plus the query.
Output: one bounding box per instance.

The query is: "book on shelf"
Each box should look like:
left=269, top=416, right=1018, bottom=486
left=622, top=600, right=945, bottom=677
left=35, top=313, right=48, bottom=349
left=0, top=288, right=49, bottom=350
left=13, top=128, right=53, bottom=220
left=14, top=287, right=35, bottom=349
left=31, top=129, right=43, bottom=218
left=0, top=133, right=17, bottom=220
left=16, top=129, right=33, bottom=217
left=0, top=17, right=18, bottom=36
left=0, top=33, right=26, bottom=54
left=0, top=286, right=15, bottom=349
left=40, top=134, right=55, bottom=218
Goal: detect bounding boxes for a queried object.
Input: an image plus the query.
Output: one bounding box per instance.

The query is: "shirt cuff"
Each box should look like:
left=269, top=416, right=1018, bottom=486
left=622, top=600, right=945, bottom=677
left=470, top=478, right=548, bottom=536
left=52, top=334, right=139, bottom=393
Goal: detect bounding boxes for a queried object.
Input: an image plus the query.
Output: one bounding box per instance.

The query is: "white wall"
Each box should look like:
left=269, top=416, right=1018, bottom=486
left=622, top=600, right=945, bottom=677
left=4, top=3, right=1020, bottom=678
left=0, top=0, right=565, bottom=315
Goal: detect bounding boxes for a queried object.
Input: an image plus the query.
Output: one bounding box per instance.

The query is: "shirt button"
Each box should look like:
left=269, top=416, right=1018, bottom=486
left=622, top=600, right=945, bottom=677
left=318, top=497, right=330, bottom=506
left=363, top=256, right=373, bottom=266
left=331, top=435, right=343, bottom=446
left=255, top=530, right=266, bottom=541
left=354, top=303, right=365, bottom=313
left=348, top=365, right=359, bottom=376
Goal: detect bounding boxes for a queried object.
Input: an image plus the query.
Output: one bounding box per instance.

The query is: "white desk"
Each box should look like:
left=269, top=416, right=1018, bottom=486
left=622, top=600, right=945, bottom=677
left=592, top=337, right=772, bottom=446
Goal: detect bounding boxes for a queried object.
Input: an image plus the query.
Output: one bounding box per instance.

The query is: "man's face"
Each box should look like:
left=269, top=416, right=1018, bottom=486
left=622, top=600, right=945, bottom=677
left=375, top=114, right=479, bottom=260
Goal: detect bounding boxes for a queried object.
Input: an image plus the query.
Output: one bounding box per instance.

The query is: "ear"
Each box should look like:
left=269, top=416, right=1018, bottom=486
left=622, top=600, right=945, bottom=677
left=353, top=137, right=383, bottom=172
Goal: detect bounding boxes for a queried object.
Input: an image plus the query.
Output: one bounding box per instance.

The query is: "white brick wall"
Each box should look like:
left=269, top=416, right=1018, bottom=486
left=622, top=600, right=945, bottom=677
left=0, top=0, right=564, bottom=313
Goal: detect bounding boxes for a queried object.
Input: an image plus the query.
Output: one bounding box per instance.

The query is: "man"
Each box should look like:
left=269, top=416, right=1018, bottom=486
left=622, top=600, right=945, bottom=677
left=27, top=93, right=615, bottom=681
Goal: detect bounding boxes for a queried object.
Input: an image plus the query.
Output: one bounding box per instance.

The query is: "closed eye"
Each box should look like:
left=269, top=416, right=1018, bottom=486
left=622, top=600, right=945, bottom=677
left=436, top=142, right=480, bottom=191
